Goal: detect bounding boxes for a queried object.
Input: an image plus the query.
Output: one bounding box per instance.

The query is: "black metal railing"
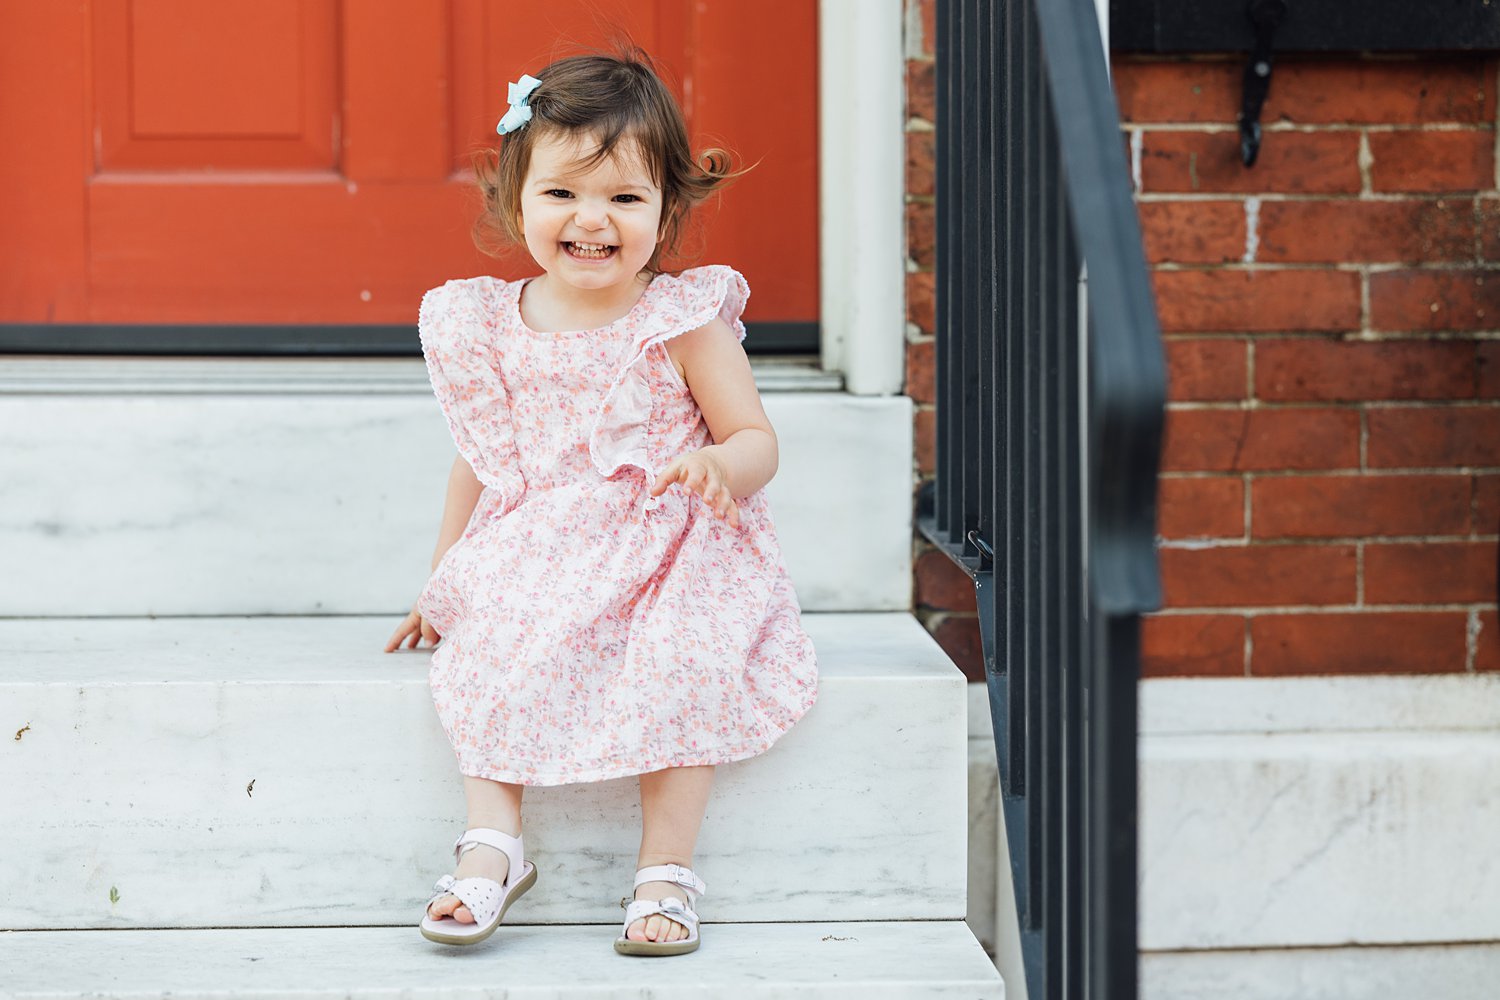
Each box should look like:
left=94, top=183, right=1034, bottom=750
left=915, top=2, right=1166, bottom=998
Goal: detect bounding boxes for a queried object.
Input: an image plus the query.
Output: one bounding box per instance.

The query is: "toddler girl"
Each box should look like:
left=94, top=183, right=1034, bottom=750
left=382, top=48, right=819, bottom=957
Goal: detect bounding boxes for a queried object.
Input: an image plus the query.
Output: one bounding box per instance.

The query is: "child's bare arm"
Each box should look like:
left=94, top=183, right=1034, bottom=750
left=649, top=317, right=778, bottom=528
left=384, top=453, right=484, bottom=651
left=672, top=316, right=778, bottom=494
left=432, top=453, right=485, bottom=570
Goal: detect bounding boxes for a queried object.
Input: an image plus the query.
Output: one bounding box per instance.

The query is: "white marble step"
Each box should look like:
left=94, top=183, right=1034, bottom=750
left=0, top=359, right=912, bottom=616
left=0, top=921, right=1005, bottom=999
left=1, top=612, right=967, bottom=930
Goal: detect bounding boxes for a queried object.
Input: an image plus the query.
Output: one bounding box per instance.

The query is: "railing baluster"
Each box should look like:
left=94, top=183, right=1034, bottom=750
left=1020, top=0, right=1047, bottom=962
left=921, top=1, right=1164, bottom=997
left=959, top=0, right=981, bottom=556
left=1000, top=0, right=1025, bottom=808
left=933, top=0, right=953, bottom=542
left=1034, top=29, right=1065, bottom=1000
left=1059, top=209, right=1084, bottom=1000
left=976, top=0, right=995, bottom=578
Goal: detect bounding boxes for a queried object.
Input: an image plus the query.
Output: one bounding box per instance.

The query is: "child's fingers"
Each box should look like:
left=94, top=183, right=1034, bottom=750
left=703, top=483, right=724, bottom=514
left=653, top=458, right=691, bottom=495
left=384, top=625, right=410, bottom=652
left=702, top=483, right=739, bottom=526
left=682, top=465, right=709, bottom=496
left=408, top=618, right=432, bottom=648
left=382, top=610, right=430, bottom=651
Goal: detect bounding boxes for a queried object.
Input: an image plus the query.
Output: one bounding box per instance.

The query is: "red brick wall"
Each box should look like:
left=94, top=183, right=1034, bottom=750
left=1122, top=55, right=1499, bottom=677
left=903, top=9, right=1499, bottom=680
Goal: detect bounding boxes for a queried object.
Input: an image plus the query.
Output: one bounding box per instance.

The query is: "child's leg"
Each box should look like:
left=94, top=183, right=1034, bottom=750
left=626, top=764, right=715, bottom=943
left=427, top=775, right=525, bottom=924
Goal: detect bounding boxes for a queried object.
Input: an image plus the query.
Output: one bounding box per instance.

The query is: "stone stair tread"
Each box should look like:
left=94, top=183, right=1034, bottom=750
left=2, top=391, right=913, bottom=615
left=3, top=611, right=970, bottom=928
left=0, top=921, right=1004, bottom=999
left=0, top=611, right=957, bottom=684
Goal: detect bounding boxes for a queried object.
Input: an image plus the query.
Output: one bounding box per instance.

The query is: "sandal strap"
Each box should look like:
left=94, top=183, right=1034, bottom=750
left=453, top=827, right=525, bottom=891
left=632, top=863, right=705, bottom=898
left=429, top=873, right=504, bottom=926
left=621, top=895, right=699, bottom=932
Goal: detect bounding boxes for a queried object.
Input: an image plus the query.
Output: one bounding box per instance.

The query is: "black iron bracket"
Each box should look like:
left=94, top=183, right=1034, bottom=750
left=1238, top=0, right=1286, bottom=166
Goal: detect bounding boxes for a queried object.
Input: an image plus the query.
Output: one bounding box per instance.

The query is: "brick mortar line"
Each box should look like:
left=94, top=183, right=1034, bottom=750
left=1154, top=259, right=1500, bottom=269
left=1243, top=337, right=1257, bottom=404
left=1157, top=535, right=1500, bottom=548
left=1359, top=130, right=1374, bottom=196
left=1160, top=330, right=1500, bottom=340
left=1118, top=122, right=1497, bottom=133
left=1359, top=266, right=1372, bottom=330
left=1140, top=192, right=1498, bottom=201
left=1359, top=406, right=1369, bottom=471
left=1114, top=51, right=1489, bottom=61
left=1241, top=470, right=1253, bottom=543
left=1356, top=540, right=1366, bottom=606
left=1247, top=466, right=1260, bottom=539
left=1150, top=261, right=1500, bottom=272
left=1161, top=543, right=1500, bottom=551
left=1132, top=129, right=1144, bottom=194
left=1241, top=615, right=1253, bottom=676
left=1160, top=467, right=1500, bottom=476
left=1149, top=603, right=1498, bottom=615
left=1165, top=401, right=1500, bottom=410
left=1134, top=192, right=1500, bottom=202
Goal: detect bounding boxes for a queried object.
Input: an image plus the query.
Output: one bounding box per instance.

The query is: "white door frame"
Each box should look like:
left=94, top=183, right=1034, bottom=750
left=818, top=0, right=906, bottom=396
left=816, top=0, right=1110, bottom=396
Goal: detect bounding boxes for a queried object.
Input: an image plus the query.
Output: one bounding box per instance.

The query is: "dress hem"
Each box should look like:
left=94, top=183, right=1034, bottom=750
left=451, top=690, right=818, bottom=787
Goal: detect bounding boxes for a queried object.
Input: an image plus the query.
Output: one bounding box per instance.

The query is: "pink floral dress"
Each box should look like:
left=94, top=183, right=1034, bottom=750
left=414, top=264, right=819, bottom=785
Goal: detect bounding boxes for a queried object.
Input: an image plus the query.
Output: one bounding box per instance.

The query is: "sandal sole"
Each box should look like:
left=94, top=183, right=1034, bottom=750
left=420, top=862, right=537, bottom=946
left=614, top=933, right=700, bottom=956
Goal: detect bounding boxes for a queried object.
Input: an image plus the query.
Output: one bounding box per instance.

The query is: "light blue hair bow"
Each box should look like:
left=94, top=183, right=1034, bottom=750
left=496, top=74, right=542, bottom=135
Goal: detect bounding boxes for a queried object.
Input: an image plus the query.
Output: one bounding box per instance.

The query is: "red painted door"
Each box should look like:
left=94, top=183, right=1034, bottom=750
left=0, top=1, right=816, bottom=336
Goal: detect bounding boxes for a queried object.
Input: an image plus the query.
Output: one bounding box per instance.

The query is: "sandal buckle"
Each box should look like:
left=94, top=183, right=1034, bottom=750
left=666, top=864, right=701, bottom=893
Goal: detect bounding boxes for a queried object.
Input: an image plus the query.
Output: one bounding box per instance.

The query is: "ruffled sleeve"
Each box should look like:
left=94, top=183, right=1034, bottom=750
left=587, top=265, right=750, bottom=510
left=418, top=277, right=528, bottom=519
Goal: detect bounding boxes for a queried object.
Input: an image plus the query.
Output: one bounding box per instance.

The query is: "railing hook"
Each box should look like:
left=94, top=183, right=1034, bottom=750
left=1238, top=0, right=1286, bottom=167
left=966, top=528, right=994, bottom=563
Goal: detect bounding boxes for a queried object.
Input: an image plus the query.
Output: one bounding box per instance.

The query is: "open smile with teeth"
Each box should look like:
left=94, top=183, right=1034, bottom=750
left=564, top=241, right=617, bottom=260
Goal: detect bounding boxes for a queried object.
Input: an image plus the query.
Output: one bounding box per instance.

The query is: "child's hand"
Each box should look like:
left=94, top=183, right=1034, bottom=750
left=651, top=449, right=741, bottom=529
left=384, top=606, right=440, bottom=651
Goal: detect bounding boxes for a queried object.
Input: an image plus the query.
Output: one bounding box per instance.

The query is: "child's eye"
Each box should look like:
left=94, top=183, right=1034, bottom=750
left=613, top=194, right=641, bottom=203
left=545, top=189, right=572, bottom=199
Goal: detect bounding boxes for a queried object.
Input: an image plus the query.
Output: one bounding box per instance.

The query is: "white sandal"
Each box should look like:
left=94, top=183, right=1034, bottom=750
left=419, top=827, right=537, bottom=945
left=614, top=862, right=706, bottom=956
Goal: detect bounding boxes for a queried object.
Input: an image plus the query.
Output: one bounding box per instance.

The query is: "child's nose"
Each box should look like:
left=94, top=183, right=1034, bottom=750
left=573, top=202, right=609, bottom=230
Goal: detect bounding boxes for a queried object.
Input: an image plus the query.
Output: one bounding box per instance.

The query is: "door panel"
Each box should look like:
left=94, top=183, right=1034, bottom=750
left=93, top=1, right=339, bottom=169
left=2, top=1, right=818, bottom=341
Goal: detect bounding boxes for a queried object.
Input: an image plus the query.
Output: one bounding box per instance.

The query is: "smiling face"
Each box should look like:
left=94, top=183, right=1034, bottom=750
left=518, top=130, right=664, bottom=296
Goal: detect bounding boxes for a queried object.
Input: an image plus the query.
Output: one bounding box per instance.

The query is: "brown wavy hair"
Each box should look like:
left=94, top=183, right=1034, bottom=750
left=470, top=47, right=748, bottom=275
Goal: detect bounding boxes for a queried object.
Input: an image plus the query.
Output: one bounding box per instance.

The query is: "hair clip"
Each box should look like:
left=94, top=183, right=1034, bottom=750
left=497, top=74, right=542, bottom=135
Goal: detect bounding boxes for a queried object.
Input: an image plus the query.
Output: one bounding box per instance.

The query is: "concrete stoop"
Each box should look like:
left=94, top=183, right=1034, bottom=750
left=0, top=923, right=1002, bottom=999
left=1, top=612, right=1004, bottom=999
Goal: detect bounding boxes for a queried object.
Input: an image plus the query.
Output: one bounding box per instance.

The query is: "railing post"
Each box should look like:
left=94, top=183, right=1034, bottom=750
left=917, top=0, right=1165, bottom=997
